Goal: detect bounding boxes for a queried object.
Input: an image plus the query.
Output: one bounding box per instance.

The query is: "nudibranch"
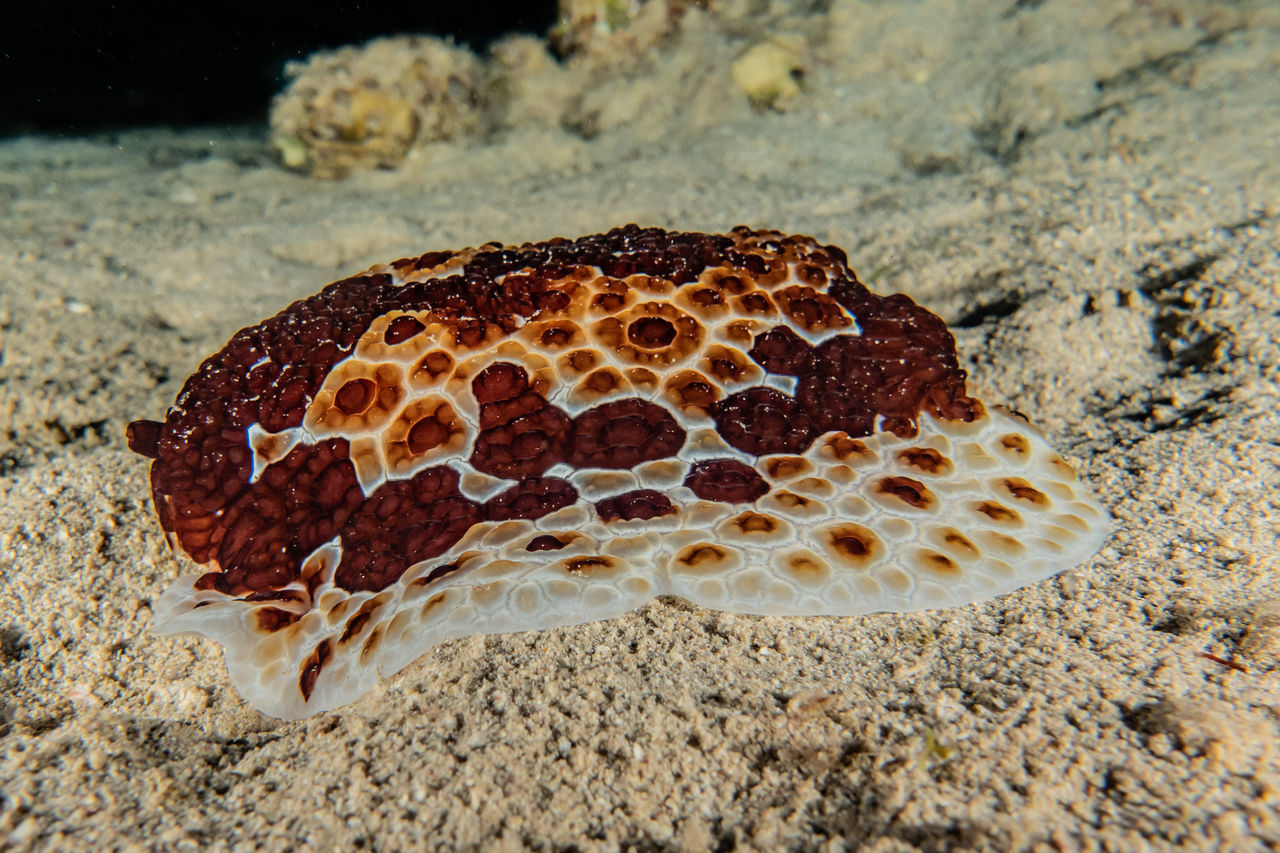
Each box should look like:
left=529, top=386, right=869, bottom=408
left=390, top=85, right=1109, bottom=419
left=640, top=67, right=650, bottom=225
left=127, top=226, right=1108, bottom=719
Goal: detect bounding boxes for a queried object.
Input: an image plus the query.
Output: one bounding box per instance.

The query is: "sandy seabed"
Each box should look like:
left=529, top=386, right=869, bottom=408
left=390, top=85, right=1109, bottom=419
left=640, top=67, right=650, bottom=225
left=2, top=1, right=1279, bottom=850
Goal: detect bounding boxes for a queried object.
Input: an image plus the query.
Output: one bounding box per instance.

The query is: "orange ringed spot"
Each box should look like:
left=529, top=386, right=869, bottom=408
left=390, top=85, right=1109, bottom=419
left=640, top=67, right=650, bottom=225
left=919, top=550, right=961, bottom=576
left=407, top=416, right=449, bottom=454
left=875, top=476, right=935, bottom=510
left=564, top=556, right=618, bottom=575
left=335, top=378, right=376, bottom=415
left=675, top=544, right=730, bottom=570
left=822, top=523, right=884, bottom=569
left=1001, top=477, right=1051, bottom=507
left=731, top=512, right=779, bottom=535
left=627, top=316, right=678, bottom=348
left=896, top=447, right=953, bottom=475
left=999, top=434, right=1031, bottom=456
left=975, top=501, right=1022, bottom=524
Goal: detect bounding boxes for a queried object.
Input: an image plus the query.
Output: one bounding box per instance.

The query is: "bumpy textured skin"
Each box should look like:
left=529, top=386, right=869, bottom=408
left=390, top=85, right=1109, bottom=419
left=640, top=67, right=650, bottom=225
left=126, top=226, right=1109, bottom=719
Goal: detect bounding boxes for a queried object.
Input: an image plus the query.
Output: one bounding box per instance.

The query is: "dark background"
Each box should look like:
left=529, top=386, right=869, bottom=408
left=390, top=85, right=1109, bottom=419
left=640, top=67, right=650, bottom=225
left=1, top=1, right=559, bottom=136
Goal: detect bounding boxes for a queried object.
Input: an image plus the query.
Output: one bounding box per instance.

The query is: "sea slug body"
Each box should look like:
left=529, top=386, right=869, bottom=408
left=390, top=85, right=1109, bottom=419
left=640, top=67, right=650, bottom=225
left=126, top=225, right=1109, bottom=719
